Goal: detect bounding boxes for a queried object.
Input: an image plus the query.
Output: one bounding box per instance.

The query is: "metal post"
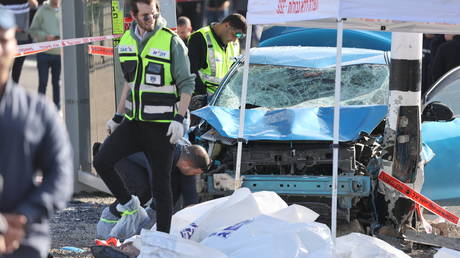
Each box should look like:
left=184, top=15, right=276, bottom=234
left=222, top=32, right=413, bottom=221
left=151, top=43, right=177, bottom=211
left=234, top=24, right=253, bottom=190
left=331, top=19, right=344, bottom=244
left=61, top=0, right=92, bottom=192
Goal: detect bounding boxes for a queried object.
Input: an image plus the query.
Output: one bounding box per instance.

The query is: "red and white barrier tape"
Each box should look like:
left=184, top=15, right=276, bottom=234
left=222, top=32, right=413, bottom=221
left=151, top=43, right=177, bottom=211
left=378, top=171, right=460, bottom=226
left=16, top=34, right=121, bottom=57
left=87, top=45, right=114, bottom=56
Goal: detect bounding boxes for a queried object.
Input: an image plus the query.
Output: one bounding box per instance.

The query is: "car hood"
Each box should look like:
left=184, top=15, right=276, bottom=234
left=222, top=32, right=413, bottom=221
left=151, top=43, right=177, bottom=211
left=192, top=105, right=388, bottom=142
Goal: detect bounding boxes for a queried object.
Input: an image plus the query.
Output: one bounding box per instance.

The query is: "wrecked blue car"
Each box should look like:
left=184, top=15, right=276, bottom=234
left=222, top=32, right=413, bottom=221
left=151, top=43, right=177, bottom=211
left=191, top=46, right=454, bottom=224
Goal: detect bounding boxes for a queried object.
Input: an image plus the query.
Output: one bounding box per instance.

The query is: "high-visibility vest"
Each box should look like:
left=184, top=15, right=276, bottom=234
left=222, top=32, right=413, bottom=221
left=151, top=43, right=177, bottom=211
left=194, top=25, right=240, bottom=94
left=118, top=28, right=178, bottom=123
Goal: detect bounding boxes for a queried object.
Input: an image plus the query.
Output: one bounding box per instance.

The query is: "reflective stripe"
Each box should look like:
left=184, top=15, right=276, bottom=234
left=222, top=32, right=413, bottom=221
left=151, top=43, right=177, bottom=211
left=143, top=105, right=174, bottom=114
left=204, top=33, right=217, bottom=76
left=125, top=100, right=132, bottom=110
left=121, top=209, right=138, bottom=216
left=198, top=71, right=220, bottom=84
left=139, top=84, right=177, bottom=93
left=100, top=218, right=119, bottom=224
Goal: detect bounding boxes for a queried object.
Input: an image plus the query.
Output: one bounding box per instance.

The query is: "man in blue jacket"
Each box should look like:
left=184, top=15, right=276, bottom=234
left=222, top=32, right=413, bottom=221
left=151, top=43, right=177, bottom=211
left=0, top=8, right=74, bottom=258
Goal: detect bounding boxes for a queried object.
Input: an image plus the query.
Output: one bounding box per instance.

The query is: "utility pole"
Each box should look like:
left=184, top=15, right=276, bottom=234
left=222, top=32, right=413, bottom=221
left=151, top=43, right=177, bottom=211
left=379, top=32, right=424, bottom=233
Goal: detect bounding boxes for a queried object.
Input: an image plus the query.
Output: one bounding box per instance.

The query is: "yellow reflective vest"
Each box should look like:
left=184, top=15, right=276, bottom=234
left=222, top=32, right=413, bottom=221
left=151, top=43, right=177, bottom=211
left=118, top=28, right=178, bottom=123
left=194, top=25, right=240, bottom=94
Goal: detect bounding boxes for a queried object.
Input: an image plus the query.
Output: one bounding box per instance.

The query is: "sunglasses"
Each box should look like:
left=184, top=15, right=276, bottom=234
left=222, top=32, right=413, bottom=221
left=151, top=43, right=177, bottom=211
left=143, top=13, right=160, bottom=22
left=234, top=32, right=246, bottom=39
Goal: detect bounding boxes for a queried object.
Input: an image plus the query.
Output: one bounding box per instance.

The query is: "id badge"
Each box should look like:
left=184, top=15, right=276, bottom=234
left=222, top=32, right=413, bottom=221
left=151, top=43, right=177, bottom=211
left=146, top=74, right=162, bottom=85
left=145, top=62, right=163, bottom=86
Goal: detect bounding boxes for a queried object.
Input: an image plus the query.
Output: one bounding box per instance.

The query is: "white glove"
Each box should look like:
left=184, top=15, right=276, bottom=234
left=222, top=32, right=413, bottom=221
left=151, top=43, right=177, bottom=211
left=106, top=113, right=124, bottom=135
left=106, top=119, right=120, bottom=135
left=167, top=120, right=184, bottom=144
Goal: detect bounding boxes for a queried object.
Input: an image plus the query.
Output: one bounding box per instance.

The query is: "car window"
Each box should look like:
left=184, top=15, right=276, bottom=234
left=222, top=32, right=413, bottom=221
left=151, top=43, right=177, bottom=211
left=214, top=64, right=389, bottom=109
left=425, top=73, right=460, bottom=116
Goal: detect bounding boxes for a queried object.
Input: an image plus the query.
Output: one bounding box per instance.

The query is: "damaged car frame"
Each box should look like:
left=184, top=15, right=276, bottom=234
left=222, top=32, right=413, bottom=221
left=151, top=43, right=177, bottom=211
left=190, top=46, right=452, bottom=227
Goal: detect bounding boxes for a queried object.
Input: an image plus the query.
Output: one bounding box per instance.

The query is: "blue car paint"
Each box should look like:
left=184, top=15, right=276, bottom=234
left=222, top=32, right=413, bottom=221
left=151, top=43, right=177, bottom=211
left=250, top=47, right=387, bottom=68
left=259, top=27, right=391, bottom=51
left=198, top=45, right=452, bottom=201
left=421, top=118, right=460, bottom=200
left=192, top=105, right=388, bottom=142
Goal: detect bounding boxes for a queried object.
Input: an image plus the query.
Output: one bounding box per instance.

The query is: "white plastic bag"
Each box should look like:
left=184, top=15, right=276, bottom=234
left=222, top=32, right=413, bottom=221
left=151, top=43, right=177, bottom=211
left=176, top=188, right=288, bottom=242
left=270, top=204, right=319, bottom=223
left=137, top=229, right=227, bottom=258
left=434, top=247, right=460, bottom=258
left=336, top=233, right=410, bottom=258
left=169, top=196, right=230, bottom=238
left=201, top=214, right=334, bottom=258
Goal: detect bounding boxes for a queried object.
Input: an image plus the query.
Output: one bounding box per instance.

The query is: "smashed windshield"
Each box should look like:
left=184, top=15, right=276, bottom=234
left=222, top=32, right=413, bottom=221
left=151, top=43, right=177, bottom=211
left=214, top=64, right=389, bottom=109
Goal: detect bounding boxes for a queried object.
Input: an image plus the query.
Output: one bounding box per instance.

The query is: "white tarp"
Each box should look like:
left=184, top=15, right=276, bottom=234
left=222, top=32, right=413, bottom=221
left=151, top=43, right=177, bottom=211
left=336, top=233, right=410, bottom=258
left=171, top=188, right=288, bottom=242
left=247, top=0, right=460, bottom=33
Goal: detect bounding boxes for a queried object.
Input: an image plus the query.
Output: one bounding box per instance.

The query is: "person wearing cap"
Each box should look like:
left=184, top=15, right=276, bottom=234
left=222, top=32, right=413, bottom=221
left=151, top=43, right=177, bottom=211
left=0, top=7, right=73, bottom=258
left=93, top=0, right=194, bottom=237
left=187, top=13, right=246, bottom=96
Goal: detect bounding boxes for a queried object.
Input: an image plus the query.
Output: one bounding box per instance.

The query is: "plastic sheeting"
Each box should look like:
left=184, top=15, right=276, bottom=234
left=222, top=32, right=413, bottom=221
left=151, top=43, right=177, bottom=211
left=192, top=105, right=387, bottom=142
left=336, top=233, right=410, bottom=258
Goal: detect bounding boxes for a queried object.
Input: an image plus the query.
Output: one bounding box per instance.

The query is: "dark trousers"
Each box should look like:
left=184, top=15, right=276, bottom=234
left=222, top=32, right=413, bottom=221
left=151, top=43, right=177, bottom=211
left=11, top=39, right=30, bottom=83
left=93, top=120, right=175, bottom=233
left=37, top=53, right=61, bottom=110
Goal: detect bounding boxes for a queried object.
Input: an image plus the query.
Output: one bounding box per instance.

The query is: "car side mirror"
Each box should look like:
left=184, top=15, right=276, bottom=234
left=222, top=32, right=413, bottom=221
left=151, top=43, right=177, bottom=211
left=422, top=101, right=454, bottom=122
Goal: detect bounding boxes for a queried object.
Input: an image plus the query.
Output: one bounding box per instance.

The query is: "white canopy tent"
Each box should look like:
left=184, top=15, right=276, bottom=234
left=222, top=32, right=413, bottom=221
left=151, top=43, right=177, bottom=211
left=234, top=0, right=460, bottom=243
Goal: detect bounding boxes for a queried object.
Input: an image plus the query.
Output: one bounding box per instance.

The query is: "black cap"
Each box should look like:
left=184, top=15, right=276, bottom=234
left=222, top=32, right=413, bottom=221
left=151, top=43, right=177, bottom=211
left=0, top=8, right=15, bottom=30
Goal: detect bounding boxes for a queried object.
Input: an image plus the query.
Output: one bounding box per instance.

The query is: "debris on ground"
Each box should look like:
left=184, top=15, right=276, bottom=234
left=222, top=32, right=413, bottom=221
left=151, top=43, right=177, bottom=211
left=49, top=191, right=460, bottom=258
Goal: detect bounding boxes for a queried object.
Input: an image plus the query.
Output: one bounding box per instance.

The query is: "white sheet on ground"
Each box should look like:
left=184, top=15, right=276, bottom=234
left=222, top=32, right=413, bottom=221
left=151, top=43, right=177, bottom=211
left=173, top=188, right=288, bottom=242
left=336, top=233, right=410, bottom=258
left=434, top=247, right=460, bottom=258
left=201, top=213, right=333, bottom=258
left=137, top=229, right=227, bottom=258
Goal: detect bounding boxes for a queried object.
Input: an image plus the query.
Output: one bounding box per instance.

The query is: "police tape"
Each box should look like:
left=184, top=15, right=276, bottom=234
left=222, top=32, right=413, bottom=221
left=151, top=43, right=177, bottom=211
left=87, top=45, right=114, bottom=56
left=16, top=34, right=121, bottom=57
left=378, top=171, right=460, bottom=226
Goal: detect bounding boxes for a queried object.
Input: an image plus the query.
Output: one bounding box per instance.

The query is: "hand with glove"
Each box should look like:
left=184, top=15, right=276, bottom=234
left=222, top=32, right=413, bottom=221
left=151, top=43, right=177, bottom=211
left=106, top=113, right=124, bottom=135
left=167, top=114, right=185, bottom=144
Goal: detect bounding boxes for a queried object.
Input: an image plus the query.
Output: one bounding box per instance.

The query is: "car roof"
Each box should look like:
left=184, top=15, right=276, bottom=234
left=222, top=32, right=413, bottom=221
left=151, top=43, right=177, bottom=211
left=249, top=46, right=387, bottom=69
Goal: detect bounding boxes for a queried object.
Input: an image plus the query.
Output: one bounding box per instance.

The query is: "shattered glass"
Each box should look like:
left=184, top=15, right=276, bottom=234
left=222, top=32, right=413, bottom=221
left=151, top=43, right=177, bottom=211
left=214, top=64, right=389, bottom=109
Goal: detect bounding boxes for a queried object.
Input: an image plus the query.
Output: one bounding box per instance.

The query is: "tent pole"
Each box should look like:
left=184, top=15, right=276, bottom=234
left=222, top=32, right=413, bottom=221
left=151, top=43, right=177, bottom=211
left=331, top=19, right=344, bottom=245
left=234, top=24, right=253, bottom=190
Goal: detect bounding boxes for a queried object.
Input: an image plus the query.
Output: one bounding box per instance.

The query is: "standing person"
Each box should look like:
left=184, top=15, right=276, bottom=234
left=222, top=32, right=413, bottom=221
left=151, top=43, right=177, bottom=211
left=177, top=16, right=192, bottom=43
left=93, top=0, right=195, bottom=237
left=0, top=8, right=74, bottom=258
left=187, top=13, right=246, bottom=95
left=29, top=0, right=61, bottom=109
left=431, top=34, right=460, bottom=83
left=0, top=0, right=38, bottom=83
left=205, top=0, right=230, bottom=23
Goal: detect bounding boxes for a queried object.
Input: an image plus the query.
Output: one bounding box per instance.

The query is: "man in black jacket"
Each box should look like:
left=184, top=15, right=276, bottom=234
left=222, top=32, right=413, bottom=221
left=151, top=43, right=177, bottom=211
left=0, top=8, right=73, bottom=258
